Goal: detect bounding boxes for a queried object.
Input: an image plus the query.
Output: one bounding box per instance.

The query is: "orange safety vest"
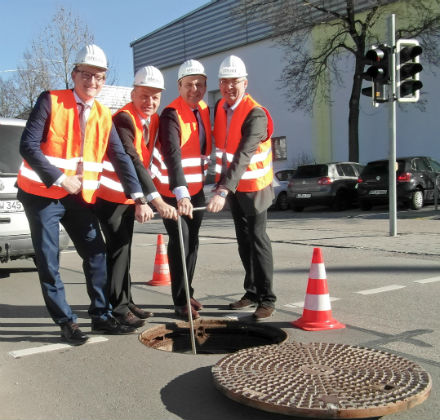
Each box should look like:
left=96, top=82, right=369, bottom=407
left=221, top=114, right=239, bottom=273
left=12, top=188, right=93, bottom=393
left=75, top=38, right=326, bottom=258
left=213, top=94, right=274, bottom=192
left=17, top=90, right=112, bottom=203
left=152, top=96, right=212, bottom=197
left=97, top=103, right=159, bottom=204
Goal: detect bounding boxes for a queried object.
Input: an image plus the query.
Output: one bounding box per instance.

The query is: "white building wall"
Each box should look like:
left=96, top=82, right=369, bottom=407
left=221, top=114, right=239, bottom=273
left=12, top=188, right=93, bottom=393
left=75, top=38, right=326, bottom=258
left=157, top=38, right=439, bottom=172
left=158, top=38, right=314, bottom=172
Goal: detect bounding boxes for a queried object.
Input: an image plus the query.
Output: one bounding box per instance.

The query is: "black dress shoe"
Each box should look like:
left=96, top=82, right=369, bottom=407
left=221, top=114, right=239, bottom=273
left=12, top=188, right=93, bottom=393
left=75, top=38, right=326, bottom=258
left=129, top=305, right=153, bottom=319
left=91, top=316, right=137, bottom=334
left=115, top=311, right=145, bottom=328
left=60, top=322, right=89, bottom=345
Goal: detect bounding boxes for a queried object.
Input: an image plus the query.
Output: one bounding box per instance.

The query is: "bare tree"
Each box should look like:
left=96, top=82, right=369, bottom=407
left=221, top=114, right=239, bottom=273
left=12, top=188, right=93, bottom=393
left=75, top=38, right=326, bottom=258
left=238, top=0, right=440, bottom=162
left=32, top=6, right=94, bottom=89
left=0, top=6, right=94, bottom=118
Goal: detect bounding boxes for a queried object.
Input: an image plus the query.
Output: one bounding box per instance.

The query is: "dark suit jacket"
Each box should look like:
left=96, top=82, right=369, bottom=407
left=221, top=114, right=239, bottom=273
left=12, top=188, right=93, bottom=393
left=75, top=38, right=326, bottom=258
left=216, top=103, right=274, bottom=216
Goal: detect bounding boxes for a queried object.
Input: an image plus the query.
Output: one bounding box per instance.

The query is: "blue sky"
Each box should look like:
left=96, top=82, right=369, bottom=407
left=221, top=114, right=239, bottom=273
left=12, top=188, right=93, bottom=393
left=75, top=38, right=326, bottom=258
left=0, top=0, right=208, bottom=86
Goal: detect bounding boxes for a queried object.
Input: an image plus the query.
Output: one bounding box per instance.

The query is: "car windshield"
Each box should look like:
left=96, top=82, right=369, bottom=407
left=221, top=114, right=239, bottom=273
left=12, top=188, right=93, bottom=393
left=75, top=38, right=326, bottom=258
left=0, top=124, right=24, bottom=174
left=295, top=165, right=328, bottom=178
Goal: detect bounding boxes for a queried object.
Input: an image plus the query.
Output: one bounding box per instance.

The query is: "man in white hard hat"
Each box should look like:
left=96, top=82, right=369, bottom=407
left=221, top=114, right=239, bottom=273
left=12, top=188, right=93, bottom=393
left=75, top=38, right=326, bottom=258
left=153, top=59, right=212, bottom=320
left=207, top=55, right=277, bottom=321
left=17, top=44, right=148, bottom=344
left=95, top=66, right=177, bottom=328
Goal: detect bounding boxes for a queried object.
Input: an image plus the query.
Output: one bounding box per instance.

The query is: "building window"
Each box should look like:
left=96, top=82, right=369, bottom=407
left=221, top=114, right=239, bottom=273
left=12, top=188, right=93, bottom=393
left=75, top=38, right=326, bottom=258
left=272, top=136, right=287, bottom=161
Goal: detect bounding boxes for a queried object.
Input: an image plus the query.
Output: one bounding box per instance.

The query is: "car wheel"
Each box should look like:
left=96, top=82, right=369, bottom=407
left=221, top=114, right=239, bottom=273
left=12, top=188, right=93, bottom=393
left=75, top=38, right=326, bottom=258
left=360, top=200, right=372, bottom=211
left=276, top=192, right=289, bottom=211
left=410, top=189, right=424, bottom=210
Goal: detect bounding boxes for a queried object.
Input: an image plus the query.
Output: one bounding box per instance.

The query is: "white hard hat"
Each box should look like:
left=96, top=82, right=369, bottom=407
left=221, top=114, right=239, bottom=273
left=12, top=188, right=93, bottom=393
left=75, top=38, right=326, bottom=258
left=74, top=44, right=108, bottom=70
left=178, top=59, right=206, bottom=81
left=218, top=55, right=247, bottom=79
left=134, top=66, right=165, bottom=90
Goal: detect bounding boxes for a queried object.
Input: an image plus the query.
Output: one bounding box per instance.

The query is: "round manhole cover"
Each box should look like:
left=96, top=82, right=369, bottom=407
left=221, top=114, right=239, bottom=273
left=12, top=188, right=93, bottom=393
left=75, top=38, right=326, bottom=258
left=139, top=319, right=288, bottom=354
left=212, top=342, right=431, bottom=418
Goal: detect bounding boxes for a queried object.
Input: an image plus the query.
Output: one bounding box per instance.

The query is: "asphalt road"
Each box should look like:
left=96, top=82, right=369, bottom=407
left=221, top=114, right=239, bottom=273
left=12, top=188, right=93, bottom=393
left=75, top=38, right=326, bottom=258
left=1, top=205, right=439, bottom=420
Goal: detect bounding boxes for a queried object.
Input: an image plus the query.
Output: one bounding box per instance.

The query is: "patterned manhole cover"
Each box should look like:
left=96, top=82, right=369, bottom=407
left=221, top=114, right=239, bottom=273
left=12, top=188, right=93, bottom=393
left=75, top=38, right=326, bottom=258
left=212, top=342, right=431, bottom=418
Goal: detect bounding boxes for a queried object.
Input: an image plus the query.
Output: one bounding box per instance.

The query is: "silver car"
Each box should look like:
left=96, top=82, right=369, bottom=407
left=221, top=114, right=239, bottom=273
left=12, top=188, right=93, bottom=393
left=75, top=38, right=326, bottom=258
left=287, top=162, right=363, bottom=211
left=0, top=117, right=69, bottom=263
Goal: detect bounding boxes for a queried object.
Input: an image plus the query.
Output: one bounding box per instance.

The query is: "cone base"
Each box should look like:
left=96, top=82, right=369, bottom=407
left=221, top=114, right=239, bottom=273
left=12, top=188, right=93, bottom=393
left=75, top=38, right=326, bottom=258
left=146, top=277, right=171, bottom=286
left=292, top=317, right=345, bottom=331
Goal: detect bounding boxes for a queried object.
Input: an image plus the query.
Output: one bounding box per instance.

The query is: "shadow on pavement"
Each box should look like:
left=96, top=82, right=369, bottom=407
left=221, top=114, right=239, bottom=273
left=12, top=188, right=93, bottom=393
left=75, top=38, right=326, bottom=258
left=161, top=366, right=297, bottom=420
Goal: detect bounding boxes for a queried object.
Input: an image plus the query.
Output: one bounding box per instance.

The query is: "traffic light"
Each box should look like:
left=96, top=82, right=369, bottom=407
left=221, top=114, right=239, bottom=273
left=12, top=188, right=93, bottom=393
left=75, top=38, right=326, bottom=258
left=361, top=44, right=392, bottom=104
left=396, top=39, right=423, bottom=102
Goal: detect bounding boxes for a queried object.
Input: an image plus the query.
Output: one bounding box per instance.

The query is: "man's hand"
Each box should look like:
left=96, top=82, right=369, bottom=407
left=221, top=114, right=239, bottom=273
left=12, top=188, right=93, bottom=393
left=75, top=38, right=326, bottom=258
left=206, top=194, right=226, bottom=213
left=151, top=197, right=178, bottom=220
left=135, top=203, right=154, bottom=223
left=177, top=197, right=193, bottom=219
left=61, top=175, right=82, bottom=194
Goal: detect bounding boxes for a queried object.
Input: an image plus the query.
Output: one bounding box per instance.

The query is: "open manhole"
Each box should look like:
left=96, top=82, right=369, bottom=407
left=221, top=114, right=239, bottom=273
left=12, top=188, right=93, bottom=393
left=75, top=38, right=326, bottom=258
left=139, top=319, right=288, bottom=354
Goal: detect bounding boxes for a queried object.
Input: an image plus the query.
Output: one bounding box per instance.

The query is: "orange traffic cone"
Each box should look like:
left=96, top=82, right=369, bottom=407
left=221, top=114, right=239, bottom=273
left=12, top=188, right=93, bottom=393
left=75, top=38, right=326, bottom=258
left=147, top=234, right=171, bottom=286
left=292, top=247, right=345, bottom=331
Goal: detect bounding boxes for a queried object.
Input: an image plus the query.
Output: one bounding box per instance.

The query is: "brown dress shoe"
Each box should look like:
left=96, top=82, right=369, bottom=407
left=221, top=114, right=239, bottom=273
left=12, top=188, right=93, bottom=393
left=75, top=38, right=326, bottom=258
left=129, top=305, right=154, bottom=319
left=229, top=297, right=257, bottom=310
left=175, top=306, right=200, bottom=320
left=253, top=304, right=275, bottom=321
left=190, top=297, right=203, bottom=311
left=115, top=311, right=145, bottom=328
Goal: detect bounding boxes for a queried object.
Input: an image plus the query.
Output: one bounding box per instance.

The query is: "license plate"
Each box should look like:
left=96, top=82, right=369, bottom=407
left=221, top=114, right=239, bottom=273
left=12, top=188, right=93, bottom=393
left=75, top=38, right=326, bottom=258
left=369, top=190, right=387, bottom=195
left=296, top=193, right=311, bottom=198
left=0, top=200, right=24, bottom=213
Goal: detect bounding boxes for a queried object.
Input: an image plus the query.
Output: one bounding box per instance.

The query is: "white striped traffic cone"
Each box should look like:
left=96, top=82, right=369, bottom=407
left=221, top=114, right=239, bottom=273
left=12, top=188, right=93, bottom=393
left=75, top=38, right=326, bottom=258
left=292, top=247, right=345, bottom=331
left=147, top=234, right=171, bottom=286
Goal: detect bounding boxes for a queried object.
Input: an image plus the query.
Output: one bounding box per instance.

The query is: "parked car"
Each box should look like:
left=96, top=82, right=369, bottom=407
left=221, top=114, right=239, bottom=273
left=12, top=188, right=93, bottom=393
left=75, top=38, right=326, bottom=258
left=271, top=169, right=296, bottom=210
left=356, top=156, right=440, bottom=210
left=287, top=162, right=364, bottom=211
left=0, top=117, right=69, bottom=263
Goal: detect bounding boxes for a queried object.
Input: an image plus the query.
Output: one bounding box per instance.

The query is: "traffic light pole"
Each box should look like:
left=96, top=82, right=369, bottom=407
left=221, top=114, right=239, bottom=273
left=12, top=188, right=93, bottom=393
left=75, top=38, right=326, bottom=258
left=388, top=14, right=397, bottom=237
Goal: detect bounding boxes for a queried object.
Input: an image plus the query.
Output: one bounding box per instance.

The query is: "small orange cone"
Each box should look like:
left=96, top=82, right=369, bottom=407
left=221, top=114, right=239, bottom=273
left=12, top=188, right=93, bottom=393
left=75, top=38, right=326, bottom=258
left=292, top=248, right=345, bottom=331
left=147, top=234, right=171, bottom=286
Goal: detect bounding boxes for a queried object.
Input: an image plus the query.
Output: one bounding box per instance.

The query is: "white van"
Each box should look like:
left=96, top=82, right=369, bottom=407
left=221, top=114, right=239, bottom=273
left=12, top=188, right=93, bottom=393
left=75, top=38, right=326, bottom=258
left=0, top=117, right=69, bottom=263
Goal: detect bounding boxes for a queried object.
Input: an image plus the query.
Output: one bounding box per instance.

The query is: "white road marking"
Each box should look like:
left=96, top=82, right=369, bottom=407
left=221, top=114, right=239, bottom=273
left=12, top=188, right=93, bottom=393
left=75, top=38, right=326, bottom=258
left=356, top=285, right=406, bottom=295
left=8, top=336, right=108, bottom=359
left=284, top=297, right=340, bottom=309
left=414, top=276, right=440, bottom=284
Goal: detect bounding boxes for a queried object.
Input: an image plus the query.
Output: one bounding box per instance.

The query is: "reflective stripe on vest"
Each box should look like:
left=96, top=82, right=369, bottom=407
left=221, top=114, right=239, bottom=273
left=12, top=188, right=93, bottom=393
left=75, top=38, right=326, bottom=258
left=213, top=94, right=274, bottom=192
left=153, top=97, right=212, bottom=197
left=96, top=104, right=159, bottom=204
left=17, top=90, right=112, bottom=203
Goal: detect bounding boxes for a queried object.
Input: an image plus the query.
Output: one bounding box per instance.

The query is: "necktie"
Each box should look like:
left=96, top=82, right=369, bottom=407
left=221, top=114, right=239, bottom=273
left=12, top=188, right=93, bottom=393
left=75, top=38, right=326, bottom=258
left=193, top=109, right=206, bottom=154
left=143, top=121, right=150, bottom=147
left=77, top=103, right=86, bottom=175
left=77, top=103, right=86, bottom=140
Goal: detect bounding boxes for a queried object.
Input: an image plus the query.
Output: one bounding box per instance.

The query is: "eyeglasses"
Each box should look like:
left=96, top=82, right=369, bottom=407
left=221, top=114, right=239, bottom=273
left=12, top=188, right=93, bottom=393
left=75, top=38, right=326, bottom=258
left=220, top=79, right=245, bottom=87
left=76, top=70, right=106, bottom=83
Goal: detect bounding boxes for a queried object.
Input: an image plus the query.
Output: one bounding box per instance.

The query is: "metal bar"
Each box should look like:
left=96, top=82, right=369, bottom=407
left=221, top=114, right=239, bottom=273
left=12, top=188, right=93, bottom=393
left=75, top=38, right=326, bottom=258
left=177, top=214, right=197, bottom=354
left=435, top=174, right=439, bottom=210
left=175, top=207, right=205, bottom=355
left=388, top=14, right=397, bottom=236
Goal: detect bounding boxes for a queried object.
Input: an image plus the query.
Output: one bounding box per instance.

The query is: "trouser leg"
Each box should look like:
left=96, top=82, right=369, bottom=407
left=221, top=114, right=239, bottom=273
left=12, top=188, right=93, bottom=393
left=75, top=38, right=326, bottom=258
left=60, top=195, right=110, bottom=321
left=229, top=194, right=258, bottom=301
left=95, top=199, right=134, bottom=316
left=162, top=191, right=204, bottom=307
left=18, top=189, right=75, bottom=325
left=247, top=210, right=276, bottom=307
